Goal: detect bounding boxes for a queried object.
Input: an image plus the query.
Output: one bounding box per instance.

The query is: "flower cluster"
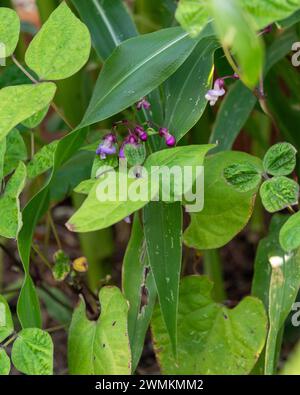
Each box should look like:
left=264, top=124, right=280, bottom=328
left=95, top=97, right=176, bottom=162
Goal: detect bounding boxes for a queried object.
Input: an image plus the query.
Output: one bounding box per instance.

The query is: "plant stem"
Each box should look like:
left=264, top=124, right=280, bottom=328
left=223, top=46, right=240, bottom=77
left=32, top=244, right=52, bottom=270
left=203, top=249, right=226, bottom=302
left=51, top=101, right=74, bottom=130
left=2, top=333, right=17, bottom=348
left=11, top=55, right=38, bottom=84
left=48, top=212, right=62, bottom=250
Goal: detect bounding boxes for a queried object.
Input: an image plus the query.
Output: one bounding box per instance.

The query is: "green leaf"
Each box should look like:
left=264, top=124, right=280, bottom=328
left=122, top=213, right=156, bottom=372
left=74, top=179, right=96, bottom=195
left=0, top=162, right=27, bottom=239
left=241, top=0, right=300, bottom=30
left=152, top=276, right=267, bottom=374
left=252, top=215, right=300, bottom=374
left=163, top=37, right=217, bottom=142
left=68, top=286, right=131, bottom=374
left=66, top=145, right=213, bottom=233
left=11, top=328, right=53, bottom=375
left=184, top=151, right=262, bottom=249
left=211, top=0, right=264, bottom=88
left=280, top=211, right=300, bottom=252
left=71, top=0, right=138, bottom=61
left=25, top=2, right=91, bottom=80
left=280, top=341, right=300, bottom=375
left=175, top=0, right=211, bottom=37
left=0, top=83, right=56, bottom=141
left=27, top=140, right=58, bottom=179
left=263, top=142, right=297, bottom=176
left=22, top=106, right=49, bottom=129
left=210, top=82, right=257, bottom=151
left=124, top=143, right=146, bottom=166
left=260, top=176, right=299, bottom=213
left=0, top=295, right=14, bottom=343
left=17, top=128, right=88, bottom=329
left=0, top=349, right=10, bottom=376
left=91, top=155, right=119, bottom=179
left=52, top=250, right=70, bottom=281
left=3, top=129, right=27, bottom=177
left=79, top=27, right=212, bottom=128
left=0, top=8, right=20, bottom=57
left=144, top=202, right=182, bottom=356
left=224, top=162, right=262, bottom=192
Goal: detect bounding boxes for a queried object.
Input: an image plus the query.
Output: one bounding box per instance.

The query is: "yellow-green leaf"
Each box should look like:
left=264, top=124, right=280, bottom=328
left=0, top=83, right=56, bottom=141
left=25, top=2, right=91, bottom=80
left=0, top=8, right=20, bottom=57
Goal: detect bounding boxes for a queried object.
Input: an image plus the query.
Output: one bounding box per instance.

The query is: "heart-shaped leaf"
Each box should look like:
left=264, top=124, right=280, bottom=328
left=25, top=2, right=91, bottom=80
left=260, top=176, right=299, bottom=213
left=68, top=286, right=131, bottom=374
left=152, top=275, right=267, bottom=374
left=11, top=328, right=54, bottom=375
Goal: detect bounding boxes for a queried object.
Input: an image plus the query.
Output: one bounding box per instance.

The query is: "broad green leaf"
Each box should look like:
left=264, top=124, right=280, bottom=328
left=0, top=83, right=56, bottom=141
left=66, top=145, right=213, bottom=233
left=163, top=37, right=217, bottom=142
left=27, top=140, right=58, bottom=179
left=260, top=176, right=299, bottom=213
left=71, top=0, right=138, bottom=61
left=152, top=276, right=267, bottom=374
left=79, top=27, right=213, bottom=128
left=25, top=2, right=91, bottom=80
left=263, top=142, right=297, bottom=176
left=241, top=0, right=300, bottom=30
left=0, top=162, right=27, bottom=239
left=252, top=215, right=300, bottom=375
left=17, top=128, right=88, bottom=329
left=0, top=8, right=20, bottom=57
left=52, top=250, right=70, bottom=281
left=0, top=349, right=10, bottom=375
left=3, top=129, right=27, bottom=177
left=184, top=151, right=262, bottom=249
left=280, top=211, right=300, bottom=252
left=224, top=162, right=262, bottom=192
left=22, top=106, right=49, bottom=129
left=211, top=0, right=264, bottom=88
left=122, top=213, right=156, bottom=372
left=68, top=286, right=131, bottom=374
left=175, top=0, right=211, bottom=37
left=11, top=328, right=53, bottom=375
left=279, top=9, right=300, bottom=28
left=144, top=202, right=182, bottom=356
left=280, top=341, right=300, bottom=375
left=74, top=179, right=96, bottom=195
left=176, top=0, right=300, bottom=35
left=0, top=295, right=14, bottom=343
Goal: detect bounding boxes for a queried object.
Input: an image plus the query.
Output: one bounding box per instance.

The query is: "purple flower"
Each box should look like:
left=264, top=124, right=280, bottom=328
left=205, top=78, right=226, bottom=106
left=134, top=126, right=148, bottom=141
left=159, top=128, right=176, bottom=147
left=96, top=133, right=117, bottom=159
left=136, top=98, right=151, bottom=111
left=119, top=134, right=138, bottom=159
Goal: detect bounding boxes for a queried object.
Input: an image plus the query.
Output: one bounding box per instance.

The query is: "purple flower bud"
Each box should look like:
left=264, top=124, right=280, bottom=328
left=166, top=134, right=176, bottom=147
left=136, top=98, right=151, bottom=111
left=205, top=78, right=226, bottom=106
left=96, top=133, right=117, bottom=159
left=159, top=128, right=176, bottom=147
left=134, top=126, right=148, bottom=141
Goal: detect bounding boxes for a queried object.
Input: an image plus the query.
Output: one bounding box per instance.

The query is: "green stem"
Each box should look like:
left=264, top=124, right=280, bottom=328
left=203, top=249, right=226, bottom=302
